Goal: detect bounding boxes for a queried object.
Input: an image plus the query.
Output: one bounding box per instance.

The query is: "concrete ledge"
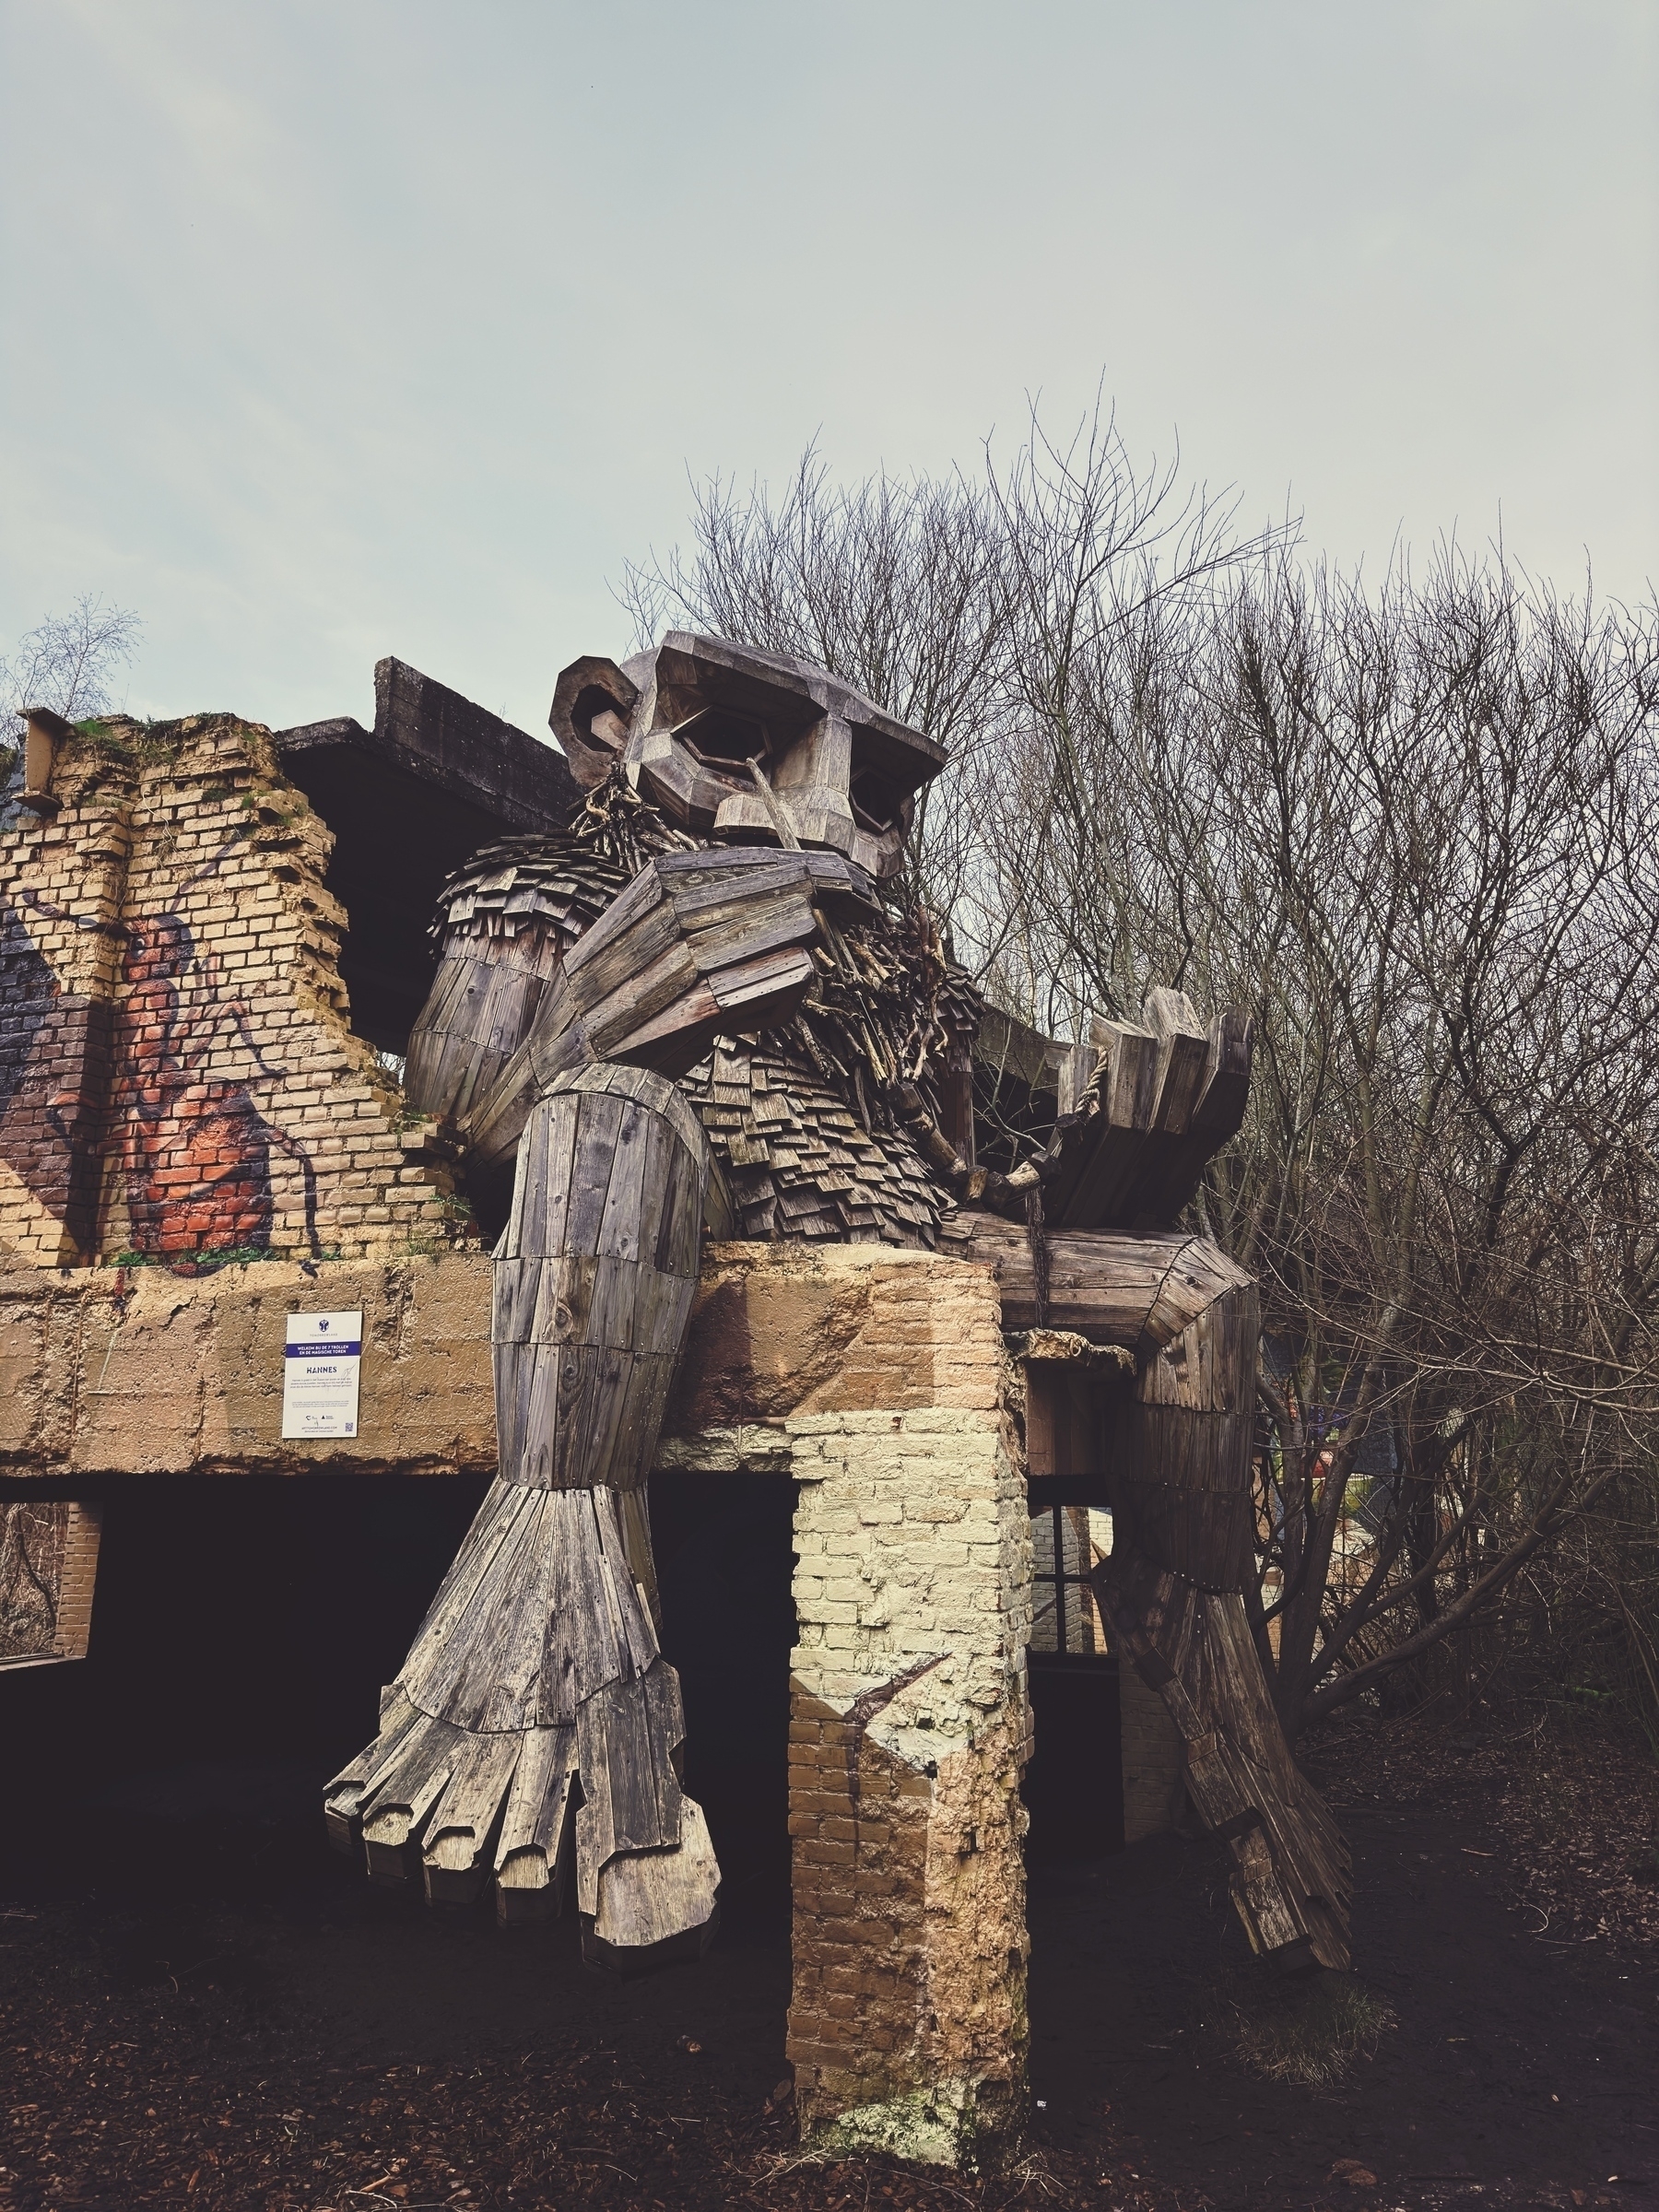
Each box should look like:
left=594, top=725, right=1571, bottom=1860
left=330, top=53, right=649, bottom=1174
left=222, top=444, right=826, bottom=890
left=0, top=1253, right=496, bottom=1477
left=0, top=1239, right=1011, bottom=1482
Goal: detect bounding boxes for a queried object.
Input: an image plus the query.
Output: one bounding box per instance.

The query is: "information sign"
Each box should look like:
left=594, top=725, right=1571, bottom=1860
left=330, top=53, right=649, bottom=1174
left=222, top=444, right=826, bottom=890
left=281, top=1309, right=363, bottom=1439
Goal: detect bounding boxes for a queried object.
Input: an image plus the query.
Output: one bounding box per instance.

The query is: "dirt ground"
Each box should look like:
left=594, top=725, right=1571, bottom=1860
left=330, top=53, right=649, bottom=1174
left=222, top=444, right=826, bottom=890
left=0, top=1717, right=1654, bottom=2212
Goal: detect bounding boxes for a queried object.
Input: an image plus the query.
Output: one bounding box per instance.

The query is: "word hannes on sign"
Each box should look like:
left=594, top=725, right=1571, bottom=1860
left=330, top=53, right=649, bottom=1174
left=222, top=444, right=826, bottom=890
left=282, top=1308, right=363, bottom=1440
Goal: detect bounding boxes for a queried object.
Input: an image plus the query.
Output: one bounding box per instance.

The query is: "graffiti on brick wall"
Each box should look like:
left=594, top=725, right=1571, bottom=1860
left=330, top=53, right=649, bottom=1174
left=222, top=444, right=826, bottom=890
left=7, top=840, right=319, bottom=1262
left=0, top=1499, right=66, bottom=1660
left=0, top=901, right=59, bottom=1128
left=107, top=902, right=318, bottom=1260
left=0, top=895, right=113, bottom=1251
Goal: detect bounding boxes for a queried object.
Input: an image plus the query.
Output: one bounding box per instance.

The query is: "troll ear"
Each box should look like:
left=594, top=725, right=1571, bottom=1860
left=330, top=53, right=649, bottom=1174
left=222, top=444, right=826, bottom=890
left=549, top=657, right=640, bottom=792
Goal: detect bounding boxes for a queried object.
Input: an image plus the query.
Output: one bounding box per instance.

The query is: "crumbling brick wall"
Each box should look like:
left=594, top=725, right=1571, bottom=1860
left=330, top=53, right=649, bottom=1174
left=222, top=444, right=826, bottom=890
left=0, top=716, right=471, bottom=1268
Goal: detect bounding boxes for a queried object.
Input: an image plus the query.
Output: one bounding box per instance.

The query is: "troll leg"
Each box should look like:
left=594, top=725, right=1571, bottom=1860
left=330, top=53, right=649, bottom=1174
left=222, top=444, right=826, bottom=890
left=325, top=1063, right=720, bottom=1969
left=1099, top=1271, right=1351, bottom=1972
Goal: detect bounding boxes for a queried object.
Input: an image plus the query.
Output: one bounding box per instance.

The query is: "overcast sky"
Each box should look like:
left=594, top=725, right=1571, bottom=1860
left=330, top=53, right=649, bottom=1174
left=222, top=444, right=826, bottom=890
left=3, top=1, right=1654, bottom=739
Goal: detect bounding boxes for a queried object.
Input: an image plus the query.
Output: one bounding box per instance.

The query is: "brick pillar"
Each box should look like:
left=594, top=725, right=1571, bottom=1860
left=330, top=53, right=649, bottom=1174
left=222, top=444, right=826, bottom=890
left=784, top=1298, right=1033, bottom=2166
left=53, top=1500, right=103, bottom=1659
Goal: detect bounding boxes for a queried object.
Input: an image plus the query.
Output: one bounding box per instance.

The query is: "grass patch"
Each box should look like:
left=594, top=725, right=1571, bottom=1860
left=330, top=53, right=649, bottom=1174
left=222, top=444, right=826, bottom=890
left=1223, top=1968, right=1396, bottom=2088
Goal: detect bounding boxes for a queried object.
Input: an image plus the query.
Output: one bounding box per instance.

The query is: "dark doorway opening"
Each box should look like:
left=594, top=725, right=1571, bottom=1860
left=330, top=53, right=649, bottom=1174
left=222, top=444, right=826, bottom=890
left=0, top=1474, right=488, bottom=1891
left=649, top=1471, right=796, bottom=1943
left=1023, top=1650, right=1124, bottom=1863
left=1021, top=1357, right=1128, bottom=1863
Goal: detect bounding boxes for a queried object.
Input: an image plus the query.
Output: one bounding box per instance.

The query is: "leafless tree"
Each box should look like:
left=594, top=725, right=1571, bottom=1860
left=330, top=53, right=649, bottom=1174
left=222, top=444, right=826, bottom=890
left=1, top=594, right=143, bottom=752
left=626, top=417, right=1659, bottom=1743
left=1066, top=554, right=1659, bottom=1737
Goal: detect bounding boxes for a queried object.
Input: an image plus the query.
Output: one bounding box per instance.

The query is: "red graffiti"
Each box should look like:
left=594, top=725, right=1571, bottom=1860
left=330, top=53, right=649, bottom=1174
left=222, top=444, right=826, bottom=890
left=108, top=912, right=313, bottom=1259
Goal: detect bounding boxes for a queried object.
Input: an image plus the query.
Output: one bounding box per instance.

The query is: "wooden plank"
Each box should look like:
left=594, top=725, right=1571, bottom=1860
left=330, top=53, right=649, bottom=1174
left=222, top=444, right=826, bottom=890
left=359, top=1730, right=459, bottom=1887
left=1112, top=1477, right=1256, bottom=1591
left=495, top=1724, right=579, bottom=1923
left=565, top=892, right=681, bottom=1014
left=403, top=1479, right=551, bottom=1723
left=492, top=1255, right=544, bottom=1347
left=324, top=1688, right=426, bottom=1853
left=1121, top=1404, right=1257, bottom=1489
left=558, top=1344, right=635, bottom=1492
left=673, top=888, right=819, bottom=975
left=573, top=1666, right=685, bottom=1915
left=1100, top=1019, right=1160, bottom=1128
left=356, top=1699, right=449, bottom=1805
left=654, top=842, right=799, bottom=884
left=590, top=1796, right=720, bottom=1955
left=1056, top=1021, right=1159, bottom=1227
left=1144, top=987, right=1209, bottom=1135
left=1189, top=1009, right=1254, bottom=1137
left=951, top=1217, right=1200, bottom=1340
left=1097, top=1548, right=1351, bottom=1971
left=668, top=861, right=813, bottom=930
left=395, top=1481, right=540, bottom=1704
left=516, top=1338, right=568, bottom=1487
left=425, top=1488, right=560, bottom=1732
left=480, top=961, right=550, bottom=1061
left=593, top=1485, right=660, bottom=1675
left=606, top=1348, right=678, bottom=1493
left=594, top=1100, right=654, bottom=1263
left=617, top=1486, right=663, bottom=1635
left=491, top=1336, right=530, bottom=1480
left=583, top=940, right=703, bottom=1058
left=559, top=858, right=668, bottom=978
left=708, top=942, right=818, bottom=1015
left=465, top=1031, right=566, bottom=1171
left=602, top=946, right=816, bottom=1075
left=536, top=1488, right=624, bottom=1724
left=1147, top=1008, right=1254, bottom=1221
left=421, top=1731, right=524, bottom=1904
left=560, top=1088, right=628, bottom=1255
left=1055, top=1027, right=1103, bottom=1118
left=656, top=1131, right=707, bottom=1277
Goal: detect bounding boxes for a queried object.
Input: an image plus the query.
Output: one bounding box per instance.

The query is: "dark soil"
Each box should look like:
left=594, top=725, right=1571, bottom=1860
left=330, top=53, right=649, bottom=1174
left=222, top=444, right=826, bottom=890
left=0, top=1721, right=1654, bottom=2212
left=1030, top=1712, right=1659, bottom=2210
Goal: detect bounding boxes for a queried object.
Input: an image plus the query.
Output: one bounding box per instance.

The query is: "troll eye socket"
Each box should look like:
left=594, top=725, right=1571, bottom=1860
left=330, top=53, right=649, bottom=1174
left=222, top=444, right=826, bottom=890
left=851, top=764, right=904, bottom=834
left=674, top=706, right=770, bottom=774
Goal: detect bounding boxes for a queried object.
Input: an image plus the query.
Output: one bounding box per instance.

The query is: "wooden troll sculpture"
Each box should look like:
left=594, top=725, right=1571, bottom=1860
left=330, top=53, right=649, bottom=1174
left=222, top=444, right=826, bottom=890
left=324, top=632, right=1350, bottom=1978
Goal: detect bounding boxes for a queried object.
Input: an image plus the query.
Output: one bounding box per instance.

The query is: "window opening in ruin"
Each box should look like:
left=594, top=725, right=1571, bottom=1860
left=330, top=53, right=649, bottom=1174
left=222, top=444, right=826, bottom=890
left=1022, top=1363, right=1125, bottom=1857
left=1030, top=1503, right=1113, bottom=1654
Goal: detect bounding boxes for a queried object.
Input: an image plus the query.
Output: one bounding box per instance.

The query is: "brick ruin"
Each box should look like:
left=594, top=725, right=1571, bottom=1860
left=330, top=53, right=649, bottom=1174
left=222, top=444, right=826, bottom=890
left=0, top=711, right=465, bottom=1270
left=1, top=660, right=1302, bottom=2170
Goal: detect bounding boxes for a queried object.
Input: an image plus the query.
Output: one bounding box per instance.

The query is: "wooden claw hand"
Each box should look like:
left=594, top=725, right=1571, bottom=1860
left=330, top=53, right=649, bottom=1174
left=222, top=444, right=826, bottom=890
left=994, top=986, right=1254, bottom=1230
left=463, top=846, right=876, bottom=1172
